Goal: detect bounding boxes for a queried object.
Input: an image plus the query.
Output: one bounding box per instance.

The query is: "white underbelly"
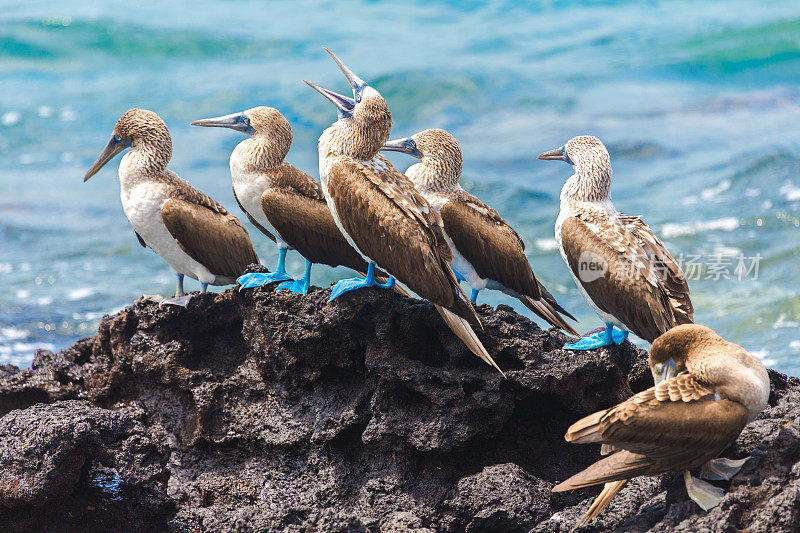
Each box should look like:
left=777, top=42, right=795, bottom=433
left=233, top=179, right=288, bottom=248
left=319, top=176, right=374, bottom=265
left=444, top=231, right=488, bottom=290
left=121, top=183, right=219, bottom=284
left=555, top=208, right=628, bottom=331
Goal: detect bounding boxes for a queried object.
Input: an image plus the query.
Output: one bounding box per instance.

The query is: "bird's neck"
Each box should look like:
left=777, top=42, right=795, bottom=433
left=687, top=349, right=770, bottom=421
left=560, top=165, right=612, bottom=204
left=231, top=138, right=284, bottom=176
left=118, top=144, right=169, bottom=189
left=319, top=119, right=387, bottom=164
left=405, top=160, right=458, bottom=195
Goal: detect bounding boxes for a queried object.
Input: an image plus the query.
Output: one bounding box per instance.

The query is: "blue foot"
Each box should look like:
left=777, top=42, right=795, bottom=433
left=454, top=269, right=467, bottom=282
left=237, top=271, right=292, bottom=289
left=277, top=278, right=309, bottom=294
left=565, top=324, right=628, bottom=350
left=328, top=262, right=394, bottom=302
left=470, top=289, right=480, bottom=304
left=329, top=277, right=372, bottom=301
left=277, top=260, right=312, bottom=295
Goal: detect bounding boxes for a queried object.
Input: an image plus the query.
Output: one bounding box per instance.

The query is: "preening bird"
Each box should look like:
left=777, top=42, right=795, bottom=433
left=84, top=108, right=258, bottom=306
left=191, top=106, right=374, bottom=294
left=538, top=136, right=693, bottom=350
left=381, top=128, right=578, bottom=336
left=553, top=324, right=769, bottom=522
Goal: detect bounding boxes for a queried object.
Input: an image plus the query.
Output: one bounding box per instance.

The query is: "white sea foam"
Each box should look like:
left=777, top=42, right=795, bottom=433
left=0, top=327, right=28, bottom=341
left=37, top=106, right=53, bottom=118
left=661, top=217, right=739, bottom=238
left=1, top=111, right=21, bottom=126
left=750, top=350, right=776, bottom=367
left=774, top=313, right=800, bottom=329
left=37, top=296, right=53, bottom=306
left=67, top=287, right=95, bottom=301
left=780, top=181, right=800, bottom=202
left=789, top=340, right=800, bottom=351
left=534, top=238, right=559, bottom=251
left=700, top=179, right=730, bottom=201
left=712, top=244, right=741, bottom=256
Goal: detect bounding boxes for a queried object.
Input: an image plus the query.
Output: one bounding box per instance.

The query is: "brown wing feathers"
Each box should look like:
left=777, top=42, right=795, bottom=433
left=560, top=215, right=692, bottom=342
left=555, top=374, right=749, bottom=492
left=161, top=198, right=259, bottom=278
left=441, top=197, right=541, bottom=300
left=327, top=158, right=479, bottom=327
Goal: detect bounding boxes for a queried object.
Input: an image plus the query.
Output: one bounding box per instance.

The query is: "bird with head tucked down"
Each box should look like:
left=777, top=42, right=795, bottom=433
left=553, top=324, right=769, bottom=523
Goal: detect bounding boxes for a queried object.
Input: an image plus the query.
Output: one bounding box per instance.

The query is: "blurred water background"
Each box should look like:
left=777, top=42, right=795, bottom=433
left=1, top=0, right=799, bottom=374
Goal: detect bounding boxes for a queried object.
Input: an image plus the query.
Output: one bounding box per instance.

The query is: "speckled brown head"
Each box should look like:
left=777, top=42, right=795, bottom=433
left=649, top=324, right=730, bottom=382
left=382, top=128, right=463, bottom=187
left=192, top=106, right=293, bottom=167
left=306, top=48, right=392, bottom=159
left=84, top=108, right=172, bottom=181
left=537, top=135, right=612, bottom=201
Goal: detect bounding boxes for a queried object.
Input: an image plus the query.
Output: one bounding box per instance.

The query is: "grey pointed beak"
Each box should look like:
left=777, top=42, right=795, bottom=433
left=381, top=137, right=422, bottom=159
left=323, top=47, right=367, bottom=92
left=84, top=135, right=129, bottom=182
left=652, top=358, right=678, bottom=384
left=191, top=112, right=255, bottom=135
left=537, top=146, right=569, bottom=162
left=304, top=80, right=356, bottom=118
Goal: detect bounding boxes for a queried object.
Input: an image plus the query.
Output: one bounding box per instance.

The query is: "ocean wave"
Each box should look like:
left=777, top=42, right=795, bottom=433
left=660, top=217, right=739, bottom=238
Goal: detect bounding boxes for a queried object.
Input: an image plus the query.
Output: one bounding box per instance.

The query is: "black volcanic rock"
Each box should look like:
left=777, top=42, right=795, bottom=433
left=0, top=284, right=796, bottom=532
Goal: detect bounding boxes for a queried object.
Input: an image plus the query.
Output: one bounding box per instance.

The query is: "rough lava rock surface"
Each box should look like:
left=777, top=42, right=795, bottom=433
left=0, top=283, right=797, bottom=532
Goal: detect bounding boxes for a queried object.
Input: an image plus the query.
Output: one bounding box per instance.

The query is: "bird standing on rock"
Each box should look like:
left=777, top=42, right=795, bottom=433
left=553, top=324, right=769, bottom=522
left=306, top=49, right=502, bottom=372
left=191, top=106, right=375, bottom=294
left=84, top=108, right=259, bottom=306
left=381, top=128, right=578, bottom=336
left=538, top=136, right=693, bottom=350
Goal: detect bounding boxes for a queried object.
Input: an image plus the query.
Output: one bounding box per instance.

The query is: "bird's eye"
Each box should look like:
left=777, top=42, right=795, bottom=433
left=242, top=116, right=251, bottom=125
left=113, top=134, right=122, bottom=142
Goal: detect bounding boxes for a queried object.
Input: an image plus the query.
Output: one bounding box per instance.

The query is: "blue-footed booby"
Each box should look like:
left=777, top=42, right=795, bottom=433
left=84, top=108, right=259, bottom=306
left=306, top=49, right=500, bottom=372
left=553, top=324, right=769, bottom=520
left=191, top=106, right=374, bottom=294
left=193, top=108, right=497, bottom=370
left=538, top=136, right=693, bottom=350
left=381, top=129, right=578, bottom=336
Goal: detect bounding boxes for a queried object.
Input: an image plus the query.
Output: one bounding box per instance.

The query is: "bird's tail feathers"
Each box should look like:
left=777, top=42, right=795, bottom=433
left=553, top=451, right=653, bottom=492
left=521, top=295, right=580, bottom=336
left=579, top=480, right=628, bottom=525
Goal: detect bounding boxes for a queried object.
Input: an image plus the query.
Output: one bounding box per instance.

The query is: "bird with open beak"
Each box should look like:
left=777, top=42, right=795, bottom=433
left=306, top=49, right=502, bottom=373
left=553, top=324, right=769, bottom=523
left=84, top=108, right=259, bottom=306
left=538, top=136, right=693, bottom=350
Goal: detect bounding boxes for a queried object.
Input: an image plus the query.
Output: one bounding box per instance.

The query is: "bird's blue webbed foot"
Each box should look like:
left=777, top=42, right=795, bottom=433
left=565, top=324, right=628, bottom=350
left=328, top=262, right=394, bottom=302
left=276, top=278, right=309, bottom=294
left=277, top=261, right=312, bottom=294
left=237, top=271, right=292, bottom=289
left=328, top=276, right=372, bottom=301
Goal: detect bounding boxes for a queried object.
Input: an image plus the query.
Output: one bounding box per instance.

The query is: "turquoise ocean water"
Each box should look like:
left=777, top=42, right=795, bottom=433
left=1, top=1, right=799, bottom=374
